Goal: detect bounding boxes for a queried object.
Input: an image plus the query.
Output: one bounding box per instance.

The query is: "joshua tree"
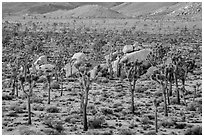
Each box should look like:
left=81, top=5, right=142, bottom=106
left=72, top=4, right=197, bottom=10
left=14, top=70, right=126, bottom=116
left=165, top=63, right=174, bottom=98
left=171, top=52, right=196, bottom=105
left=10, top=65, right=18, bottom=96
left=123, top=60, right=143, bottom=114
left=45, top=70, right=52, bottom=104
left=151, top=66, right=168, bottom=116
left=71, top=57, right=93, bottom=131
left=19, top=64, right=38, bottom=125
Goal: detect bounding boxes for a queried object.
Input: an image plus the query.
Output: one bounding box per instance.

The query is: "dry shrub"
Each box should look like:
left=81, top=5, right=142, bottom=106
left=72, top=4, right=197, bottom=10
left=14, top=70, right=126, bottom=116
left=46, top=106, right=60, bottom=113
left=51, top=81, right=60, bottom=89
left=184, top=125, right=202, bottom=135
left=118, top=128, right=134, bottom=135
left=7, top=111, right=18, bottom=117
left=2, top=94, right=13, bottom=100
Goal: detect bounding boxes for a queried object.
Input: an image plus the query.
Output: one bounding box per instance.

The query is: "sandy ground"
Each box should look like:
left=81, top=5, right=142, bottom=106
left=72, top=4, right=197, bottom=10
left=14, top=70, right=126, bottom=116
left=2, top=72, right=202, bottom=135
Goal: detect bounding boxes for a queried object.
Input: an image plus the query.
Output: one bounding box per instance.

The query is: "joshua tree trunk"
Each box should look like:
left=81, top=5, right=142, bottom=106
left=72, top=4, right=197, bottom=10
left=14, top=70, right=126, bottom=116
left=174, top=64, right=180, bottom=104
left=21, top=83, right=32, bottom=125
left=60, top=79, right=63, bottom=96
left=182, top=80, right=186, bottom=105
left=130, top=79, right=136, bottom=114
left=162, top=83, right=168, bottom=116
left=155, top=105, right=158, bottom=133
left=193, top=85, right=196, bottom=101
left=27, top=93, right=31, bottom=125
left=79, top=85, right=84, bottom=113
left=16, top=80, right=18, bottom=97
left=165, top=81, right=170, bottom=105
left=174, top=73, right=180, bottom=104
left=12, top=79, right=16, bottom=95
left=169, top=81, right=172, bottom=96
left=83, top=87, right=89, bottom=131
left=48, top=81, right=51, bottom=104
left=129, top=84, right=135, bottom=114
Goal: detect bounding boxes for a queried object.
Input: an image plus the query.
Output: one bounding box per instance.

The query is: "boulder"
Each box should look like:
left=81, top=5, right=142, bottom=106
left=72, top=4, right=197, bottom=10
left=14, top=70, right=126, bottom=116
left=133, top=42, right=144, bottom=51
left=120, top=49, right=152, bottom=64
left=112, top=58, right=120, bottom=73
left=122, top=45, right=134, bottom=54
left=71, top=52, right=87, bottom=69
left=71, top=52, right=87, bottom=62
left=39, top=64, right=55, bottom=72
left=34, top=55, right=47, bottom=66
left=105, top=51, right=119, bottom=63
left=89, top=65, right=99, bottom=79
left=63, top=63, right=78, bottom=77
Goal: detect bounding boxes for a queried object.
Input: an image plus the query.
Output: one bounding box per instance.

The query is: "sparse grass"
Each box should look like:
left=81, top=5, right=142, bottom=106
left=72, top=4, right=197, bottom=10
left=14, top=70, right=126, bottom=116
left=9, top=104, right=24, bottom=113
left=89, top=116, right=105, bottom=129
left=184, top=125, right=202, bottom=135
left=7, top=111, right=18, bottom=117
left=101, top=130, right=113, bottom=135
left=186, top=102, right=197, bottom=111
left=32, top=104, right=44, bottom=111
left=97, top=77, right=109, bottom=83
left=2, top=94, right=13, bottom=100
left=140, top=116, right=152, bottom=125
left=51, top=81, right=60, bottom=89
left=31, top=96, right=44, bottom=104
left=64, top=116, right=72, bottom=123
left=186, top=102, right=201, bottom=112
left=37, top=76, right=47, bottom=83
left=135, top=86, right=148, bottom=93
left=154, top=90, right=163, bottom=97
left=101, top=107, right=113, bottom=115
left=145, top=114, right=155, bottom=120
left=175, top=122, right=186, bottom=129
left=46, top=106, right=60, bottom=113
left=43, top=115, right=64, bottom=133
left=64, top=114, right=80, bottom=124
left=42, top=128, right=63, bottom=135
left=144, top=131, right=157, bottom=135
left=19, top=126, right=44, bottom=135
left=112, top=102, right=122, bottom=108
left=118, top=128, right=134, bottom=135
left=171, top=97, right=178, bottom=105
left=160, top=118, right=176, bottom=128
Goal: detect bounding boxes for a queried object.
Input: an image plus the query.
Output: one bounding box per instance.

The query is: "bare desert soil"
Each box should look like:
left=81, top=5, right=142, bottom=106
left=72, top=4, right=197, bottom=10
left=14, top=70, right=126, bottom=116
left=2, top=71, right=202, bottom=135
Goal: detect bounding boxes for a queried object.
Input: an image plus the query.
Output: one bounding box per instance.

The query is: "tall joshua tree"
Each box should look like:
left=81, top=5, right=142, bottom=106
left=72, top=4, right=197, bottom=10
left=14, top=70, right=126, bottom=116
left=74, top=61, right=92, bottom=131
left=151, top=67, right=168, bottom=116
left=123, top=60, right=143, bottom=114
left=19, top=64, right=38, bottom=125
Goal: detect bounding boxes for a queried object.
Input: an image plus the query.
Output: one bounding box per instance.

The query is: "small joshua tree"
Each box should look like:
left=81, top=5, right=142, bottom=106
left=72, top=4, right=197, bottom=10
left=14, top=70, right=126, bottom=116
left=45, top=70, right=52, bottom=104
left=151, top=67, right=168, bottom=116
left=165, top=63, right=174, bottom=98
left=11, top=65, right=18, bottom=96
left=171, top=51, right=196, bottom=105
left=72, top=58, right=93, bottom=131
left=153, top=98, right=159, bottom=133
left=123, top=60, right=142, bottom=114
left=19, top=64, right=38, bottom=125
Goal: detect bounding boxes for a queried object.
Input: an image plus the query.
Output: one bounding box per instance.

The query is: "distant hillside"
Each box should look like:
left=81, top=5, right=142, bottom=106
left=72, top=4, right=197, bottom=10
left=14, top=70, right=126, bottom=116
left=69, top=2, right=122, bottom=8
left=2, top=2, right=41, bottom=15
left=2, top=2, right=202, bottom=20
left=28, top=3, right=74, bottom=14
left=2, top=2, right=75, bottom=15
left=112, top=2, right=178, bottom=17
left=45, top=5, right=127, bottom=19
left=2, top=2, right=122, bottom=16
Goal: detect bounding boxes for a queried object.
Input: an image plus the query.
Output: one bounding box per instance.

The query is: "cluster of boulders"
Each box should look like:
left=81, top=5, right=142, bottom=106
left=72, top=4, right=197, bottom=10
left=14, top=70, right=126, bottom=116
left=169, top=2, right=202, bottom=16
left=30, top=41, right=156, bottom=81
